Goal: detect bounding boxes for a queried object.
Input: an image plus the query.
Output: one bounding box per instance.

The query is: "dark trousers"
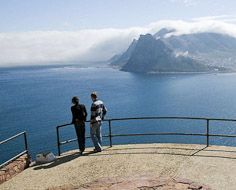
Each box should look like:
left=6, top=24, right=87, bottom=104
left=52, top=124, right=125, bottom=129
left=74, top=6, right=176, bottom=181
left=74, top=122, right=85, bottom=152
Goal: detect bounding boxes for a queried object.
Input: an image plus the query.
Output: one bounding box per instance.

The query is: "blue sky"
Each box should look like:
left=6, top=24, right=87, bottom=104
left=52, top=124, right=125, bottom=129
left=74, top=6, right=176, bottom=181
left=1, top=0, right=236, bottom=32
left=1, top=0, right=236, bottom=67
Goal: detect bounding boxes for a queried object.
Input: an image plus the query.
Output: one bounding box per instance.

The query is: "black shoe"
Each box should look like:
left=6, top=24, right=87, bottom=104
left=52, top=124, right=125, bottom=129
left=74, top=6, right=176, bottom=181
left=93, top=148, right=102, bottom=153
left=79, top=151, right=84, bottom=156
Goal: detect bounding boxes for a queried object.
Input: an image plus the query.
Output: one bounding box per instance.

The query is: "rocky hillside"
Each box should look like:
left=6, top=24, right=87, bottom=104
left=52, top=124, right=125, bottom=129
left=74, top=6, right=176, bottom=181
left=110, top=28, right=236, bottom=73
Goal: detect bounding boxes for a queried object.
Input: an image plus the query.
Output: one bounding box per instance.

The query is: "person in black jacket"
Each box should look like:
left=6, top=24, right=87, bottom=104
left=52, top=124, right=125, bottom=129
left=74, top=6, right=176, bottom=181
left=71, top=96, right=87, bottom=155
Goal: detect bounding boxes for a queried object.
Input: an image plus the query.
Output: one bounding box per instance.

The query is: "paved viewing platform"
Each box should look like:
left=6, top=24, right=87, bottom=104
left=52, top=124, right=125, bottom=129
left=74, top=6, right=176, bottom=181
left=1, top=143, right=236, bottom=190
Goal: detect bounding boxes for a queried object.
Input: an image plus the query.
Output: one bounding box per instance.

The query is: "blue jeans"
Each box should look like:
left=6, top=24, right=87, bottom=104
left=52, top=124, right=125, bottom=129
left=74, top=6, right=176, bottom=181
left=90, top=122, right=102, bottom=151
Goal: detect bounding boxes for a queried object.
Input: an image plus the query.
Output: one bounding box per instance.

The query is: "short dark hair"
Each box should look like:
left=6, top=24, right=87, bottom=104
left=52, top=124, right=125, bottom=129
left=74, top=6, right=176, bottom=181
left=91, top=92, right=97, bottom=99
left=72, top=96, right=79, bottom=104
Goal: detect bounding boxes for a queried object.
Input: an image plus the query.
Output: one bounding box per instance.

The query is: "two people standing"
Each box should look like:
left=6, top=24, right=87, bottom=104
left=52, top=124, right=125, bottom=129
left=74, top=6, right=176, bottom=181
left=71, top=92, right=107, bottom=155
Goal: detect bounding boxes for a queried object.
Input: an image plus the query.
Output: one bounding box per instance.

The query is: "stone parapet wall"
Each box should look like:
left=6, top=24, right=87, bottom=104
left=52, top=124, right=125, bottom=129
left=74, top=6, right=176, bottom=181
left=0, top=154, right=30, bottom=184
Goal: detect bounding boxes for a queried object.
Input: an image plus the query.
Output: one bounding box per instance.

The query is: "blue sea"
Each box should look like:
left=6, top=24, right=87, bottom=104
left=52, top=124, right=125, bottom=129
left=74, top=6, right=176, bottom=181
left=1, top=65, right=236, bottom=163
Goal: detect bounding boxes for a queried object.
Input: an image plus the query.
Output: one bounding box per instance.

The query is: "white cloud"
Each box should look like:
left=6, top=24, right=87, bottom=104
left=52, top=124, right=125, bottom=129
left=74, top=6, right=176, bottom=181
left=149, top=19, right=236, bottom=38
left=0, top=28, right=148, bottom=67
left=175, top=51, right=189, bottom=57
left=1, top=18, right=236, bottom=67
left=192, top=15, right=236, bottom=24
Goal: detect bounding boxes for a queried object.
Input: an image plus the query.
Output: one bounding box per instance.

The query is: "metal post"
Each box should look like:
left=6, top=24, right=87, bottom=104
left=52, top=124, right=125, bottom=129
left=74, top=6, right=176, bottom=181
left=56, top=126, right=61, bottom=156
left=206, top=119, right=209, bottom=147
left=108, top=120, right=112, bottom=147
left=23, top=132, right=28, bottom=153
left=24, top=131, right=30, bottom=159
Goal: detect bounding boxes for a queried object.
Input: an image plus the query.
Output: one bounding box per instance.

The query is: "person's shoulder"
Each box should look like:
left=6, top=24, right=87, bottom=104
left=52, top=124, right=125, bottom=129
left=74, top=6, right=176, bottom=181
left=95, top=100, right=103, bottom=104
left=80, top=104, right=86, bottom=108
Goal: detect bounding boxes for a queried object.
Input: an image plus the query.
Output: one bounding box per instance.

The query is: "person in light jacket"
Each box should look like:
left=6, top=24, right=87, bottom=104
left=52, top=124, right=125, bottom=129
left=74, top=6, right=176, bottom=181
left=90, top=92, right=107, bottom=152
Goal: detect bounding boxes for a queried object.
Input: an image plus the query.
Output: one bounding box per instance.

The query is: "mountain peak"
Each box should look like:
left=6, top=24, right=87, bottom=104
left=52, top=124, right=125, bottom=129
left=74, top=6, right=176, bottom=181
left=110, top=31, right=236, bottom=73
left=154, top=28, right=176, bottom=39
left=139, top=33, right=154, bottom=40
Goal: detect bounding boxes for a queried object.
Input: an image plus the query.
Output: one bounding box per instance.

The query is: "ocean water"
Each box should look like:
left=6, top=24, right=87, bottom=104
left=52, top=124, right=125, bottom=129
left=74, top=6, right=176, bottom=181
left=1, top=65, right=236, bottom=163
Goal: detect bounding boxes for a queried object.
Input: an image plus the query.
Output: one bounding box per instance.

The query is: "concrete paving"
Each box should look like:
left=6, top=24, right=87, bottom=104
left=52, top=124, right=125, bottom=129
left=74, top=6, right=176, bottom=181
left=1, top=143, right=236, bottom=190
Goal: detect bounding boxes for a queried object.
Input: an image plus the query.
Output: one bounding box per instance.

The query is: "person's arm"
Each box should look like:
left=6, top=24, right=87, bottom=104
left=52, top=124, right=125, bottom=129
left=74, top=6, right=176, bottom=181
left=102, top=104, right=107, bottom=120
left=83, top=105, right=87, bottom=121
left=71, top=107, right=75, bottom=124
left=103, top=105, right=107, bottom=115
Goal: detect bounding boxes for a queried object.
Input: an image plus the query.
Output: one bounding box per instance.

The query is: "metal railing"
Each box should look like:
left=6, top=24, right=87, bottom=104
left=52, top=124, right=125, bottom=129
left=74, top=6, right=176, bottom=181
left=56, top=116, right=236, bottom=156
left=0, top=131, right=29, bottom=168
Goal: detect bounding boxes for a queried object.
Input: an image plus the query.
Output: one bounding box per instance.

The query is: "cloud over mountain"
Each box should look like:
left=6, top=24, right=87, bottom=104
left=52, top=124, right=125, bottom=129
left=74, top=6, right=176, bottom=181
left=1, top=18, right=236, bottom=67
